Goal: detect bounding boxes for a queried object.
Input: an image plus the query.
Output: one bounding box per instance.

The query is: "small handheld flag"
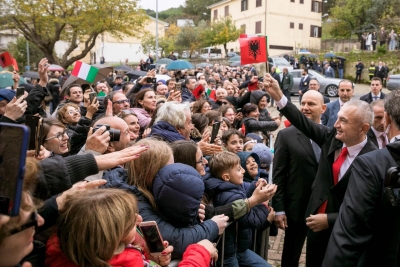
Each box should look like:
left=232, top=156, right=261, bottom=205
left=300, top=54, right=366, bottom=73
left=71, top=61, right=99, bottom=83
left=239, top=35, right=268, bottom=65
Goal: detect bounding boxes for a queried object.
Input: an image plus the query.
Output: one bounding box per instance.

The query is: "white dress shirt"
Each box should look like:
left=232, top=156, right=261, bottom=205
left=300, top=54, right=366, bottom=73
left=390, top=134, right=400, bottom=143
left=371, top=92, right=381, bottom=101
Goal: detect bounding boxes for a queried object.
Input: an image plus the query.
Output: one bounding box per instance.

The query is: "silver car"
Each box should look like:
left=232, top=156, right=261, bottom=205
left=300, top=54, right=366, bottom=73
left=287, top=69, right=342, bottom=96
left=387, top=74, right=400, bottom=91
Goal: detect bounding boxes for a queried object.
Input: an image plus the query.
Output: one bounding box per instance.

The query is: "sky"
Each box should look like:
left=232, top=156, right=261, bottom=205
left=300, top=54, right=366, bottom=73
left=139, top=0, right=186, bottom=12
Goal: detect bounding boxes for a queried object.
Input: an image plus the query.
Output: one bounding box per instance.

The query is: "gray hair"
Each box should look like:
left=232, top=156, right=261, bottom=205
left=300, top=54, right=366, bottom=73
left=155, top=102, right=191, bottom=129
left=370, top=99, right=385, bottom=109
left=343, top=100, right=373, bottom=126
left=384, top=89, right=400, bottom=128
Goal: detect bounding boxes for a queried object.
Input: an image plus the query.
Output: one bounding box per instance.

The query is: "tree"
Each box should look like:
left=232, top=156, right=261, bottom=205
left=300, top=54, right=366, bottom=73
left=1, top=0, right=149, bottom=69
left=7, top=37, right=45, bottom=71
left=139, top=24, right=181, bottom=57
left=175, top=25, right=204, bottom=57
left=183, top=0, right=220, bottom=23
left=201, top=16, right=241, bottom=56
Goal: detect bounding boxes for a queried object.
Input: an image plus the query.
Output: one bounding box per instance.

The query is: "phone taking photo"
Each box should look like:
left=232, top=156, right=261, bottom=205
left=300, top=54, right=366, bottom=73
left=0, top=123, right=29, bottom=216
left=16, top=87, right=25, bottom=99
left=210, top=121, right=221, bottom=144
left=175, top=83, right=182, bottom=92
left=146, top=77, right=152, bottom=83
left=139, top=221, right=165, bottom=257
left=25, top=115, right=44, bottom=157
left=89, top=92, right=97, bottom=104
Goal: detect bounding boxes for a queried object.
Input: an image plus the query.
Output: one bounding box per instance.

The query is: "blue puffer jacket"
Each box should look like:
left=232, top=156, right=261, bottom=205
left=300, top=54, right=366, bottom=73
left=203, top=176, right=270, bottom=258
left=153, top=163, right=204, bottom=228
left=148, top=121, right=186, bottom=143
left=103, top=167, right=219, bottom=258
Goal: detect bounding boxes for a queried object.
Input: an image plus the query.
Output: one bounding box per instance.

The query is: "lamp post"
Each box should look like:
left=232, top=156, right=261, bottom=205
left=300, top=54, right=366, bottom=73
left=156, top=0, right=159, bottom=61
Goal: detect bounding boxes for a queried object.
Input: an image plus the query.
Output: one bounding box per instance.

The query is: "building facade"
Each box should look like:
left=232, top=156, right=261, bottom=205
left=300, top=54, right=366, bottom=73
left=207, top=0, right=322, bottom=56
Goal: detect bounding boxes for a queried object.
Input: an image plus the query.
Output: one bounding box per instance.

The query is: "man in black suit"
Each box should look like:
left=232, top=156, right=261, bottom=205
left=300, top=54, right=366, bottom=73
left=367, top=99, right=388, bottom=149
left=354, top=59, right=364, bottom=84
left=323, top=89, right=400, bottom=267
left=374, top=61, right=387, bottom=84
left=299, top=68, right=310, bottom=103
left=360, top=77, right=386, bottom=104
left=309, top=78, right=330, bottom=104
left=273, top=91, right=326, bottom=267
left=263, top=75, right=377, bottom=267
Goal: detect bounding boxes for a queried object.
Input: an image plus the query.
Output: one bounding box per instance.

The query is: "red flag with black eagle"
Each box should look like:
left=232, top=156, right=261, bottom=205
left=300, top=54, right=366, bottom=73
left=239, top=34, right=268, bottom=65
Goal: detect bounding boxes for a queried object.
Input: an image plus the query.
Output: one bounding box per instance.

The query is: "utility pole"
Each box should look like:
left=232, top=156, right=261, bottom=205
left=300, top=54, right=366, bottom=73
left=26, top=40, right=30, bottom=71
left=156, top=0, right=159, bottom=61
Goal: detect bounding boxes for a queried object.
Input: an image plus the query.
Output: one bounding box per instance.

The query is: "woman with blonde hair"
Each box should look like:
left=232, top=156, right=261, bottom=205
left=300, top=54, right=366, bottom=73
left=45, top=188, right=173, bottom=267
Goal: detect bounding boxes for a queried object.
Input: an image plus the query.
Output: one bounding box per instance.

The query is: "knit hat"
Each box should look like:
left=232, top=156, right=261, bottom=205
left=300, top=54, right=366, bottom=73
left=0, top=89, right=16, bottom=102
left=246, top=133, right=263, bottom=143
left=252, top=144, right=273, bottom=168
left=158, top=79, right=166, bottom=85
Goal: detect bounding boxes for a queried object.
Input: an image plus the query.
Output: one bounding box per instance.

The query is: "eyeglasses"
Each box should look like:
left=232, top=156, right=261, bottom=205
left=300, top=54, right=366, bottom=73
left=8, top=211, right=38, bottom=236
left=196, top=156, right=204, bottom=164
left=221, top=102, right=228, bottom=105
left=45, top=129, right=68, bottom=141
left=113, top=99, right=129, bottom=105
left=66, top=109, right=80, bottom=115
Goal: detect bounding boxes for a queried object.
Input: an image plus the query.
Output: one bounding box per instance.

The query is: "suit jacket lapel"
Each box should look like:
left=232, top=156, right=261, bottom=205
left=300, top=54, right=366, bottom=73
left=297, top=129, right=318, bottom=163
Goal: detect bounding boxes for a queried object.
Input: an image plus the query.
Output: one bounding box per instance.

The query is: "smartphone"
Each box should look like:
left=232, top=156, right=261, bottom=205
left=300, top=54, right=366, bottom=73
left=228, top=77, right=233, bottom=82
left=25, top=115, right=43, bottom=156
left=0, top=123, right=30, bottom=216
left=146, top=77, right=152, bottom=83
left=175, top=83, right=182, bottom=92
left=210, top=121, right=221, bottom=144
left=89, top=92, right=97, bottom=104
left=236, top=108, right=242, bottom=112
left=16, top=87, right=25, bottom=99
left=139, top=221, right=165, bottom=257
left=151, top=78, right=157, bottom=84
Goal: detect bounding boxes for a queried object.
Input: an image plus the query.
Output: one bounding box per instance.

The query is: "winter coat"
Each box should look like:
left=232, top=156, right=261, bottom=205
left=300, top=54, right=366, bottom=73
left=203, top=176, right=270, bottom=258
left=250, top=90, right=273, bottom=122
left=241, top=117, right=278, bottom=137
left=153, top=163, right=204, bottom=228
left=179, top=244, right=212, bottom=267
left=237, top=152, right=261, bottom=182
left=148, top=121, right=186, bottom=143
left=47, top=78, right=60, bottom=99
left=66, top=116, right=92, bottom=155
left=45, top=234, right=144, bottom=267
left=103, top=167, right=219, bottom=258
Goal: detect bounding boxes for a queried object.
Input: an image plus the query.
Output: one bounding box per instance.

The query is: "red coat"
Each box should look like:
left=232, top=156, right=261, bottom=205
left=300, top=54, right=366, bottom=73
left=178, top=244, right=211, bottom=267
left=45, top=235, right=144, bottom=267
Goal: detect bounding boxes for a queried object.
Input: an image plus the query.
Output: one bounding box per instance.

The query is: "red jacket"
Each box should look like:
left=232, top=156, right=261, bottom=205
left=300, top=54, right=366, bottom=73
left=45, top=235, right=144, bottom=267
left=178, top=244, right=211, bottom=267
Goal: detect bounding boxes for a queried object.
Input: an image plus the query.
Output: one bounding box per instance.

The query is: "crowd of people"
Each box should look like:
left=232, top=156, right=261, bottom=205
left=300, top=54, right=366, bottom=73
left=0, top=54, right=400, bottom=267
left=361, top=27, right=399, bottom=51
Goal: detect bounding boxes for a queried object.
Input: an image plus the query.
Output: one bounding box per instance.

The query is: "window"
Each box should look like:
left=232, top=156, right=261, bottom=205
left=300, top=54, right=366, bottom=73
left=240, top=24, right=246, bottom=34
left=300, top=0, right=304, bottom=3
left=299, top=23, right=303, bottom=30
left=291, top=0, right=295, bottom=2
left=256, top=0, right=262, bottom=7
left=311, top=1, right=322, bottom=12
left=224, top=5, right=229, bottom=16
left=241, top=0, right=248, bottom=11
left=290, top=22, right=294, bottom=28
left=213, top=9, right=218, bottom=20
left=310, top=25, right=322, bottom=37
left=269, top=45, right=294, bottom=51
left=255, top=21, right=262, bottom=34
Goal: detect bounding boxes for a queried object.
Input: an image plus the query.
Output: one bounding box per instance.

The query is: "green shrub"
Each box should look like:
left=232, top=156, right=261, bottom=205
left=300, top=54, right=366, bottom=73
left=377, top=45, right=387, bottom=54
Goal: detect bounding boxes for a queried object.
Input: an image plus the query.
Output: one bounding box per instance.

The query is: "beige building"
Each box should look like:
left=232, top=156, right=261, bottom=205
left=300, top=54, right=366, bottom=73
left=207, top=0, right=322, bottom=56
left=69, top=16, right=169, bottom=64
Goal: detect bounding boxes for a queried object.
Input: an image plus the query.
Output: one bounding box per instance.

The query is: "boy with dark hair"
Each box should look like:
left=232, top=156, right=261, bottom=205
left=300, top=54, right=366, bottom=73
left=205, top=151, right=275, bottom=267
left=222, top=129, right=244, bottom=153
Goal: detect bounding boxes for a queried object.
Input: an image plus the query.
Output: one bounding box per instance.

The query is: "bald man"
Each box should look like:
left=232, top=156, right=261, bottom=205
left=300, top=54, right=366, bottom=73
left=273, top=90, right=326, bottom=267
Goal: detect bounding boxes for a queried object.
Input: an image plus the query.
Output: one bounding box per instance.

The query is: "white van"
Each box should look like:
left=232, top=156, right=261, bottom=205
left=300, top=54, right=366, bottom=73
left=199, top=47, right=222, bottom=59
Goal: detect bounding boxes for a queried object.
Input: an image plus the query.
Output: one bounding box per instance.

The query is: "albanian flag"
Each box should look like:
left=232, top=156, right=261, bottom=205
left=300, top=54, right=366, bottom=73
left=239, top=34, right=267, bottom=65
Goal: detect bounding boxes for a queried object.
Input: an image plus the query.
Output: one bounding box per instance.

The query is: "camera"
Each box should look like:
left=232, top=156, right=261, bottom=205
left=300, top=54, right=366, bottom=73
left=93, top=124, right=121, bottom=142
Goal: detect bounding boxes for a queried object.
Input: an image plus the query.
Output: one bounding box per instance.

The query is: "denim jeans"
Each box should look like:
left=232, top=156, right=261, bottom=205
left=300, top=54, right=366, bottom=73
left=338, top=69, right=344, bottom=79
left=222, top=249, right=272, bottom=267
left=389, top=40, right=396, bottom=51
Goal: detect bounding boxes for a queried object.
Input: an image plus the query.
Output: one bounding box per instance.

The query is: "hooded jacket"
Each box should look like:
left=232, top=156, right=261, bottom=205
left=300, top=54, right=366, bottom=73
left=237, top=152, right=261, bottom=182
left=103, top=167, right=219, bottom=258
left=241, top=117, right=278, bottom=137
left=203, top=176, right=270, bottom=258
left=131, top=108, right=151, bottom=129
left=153, top=163, right=204, bottom=228
left=250, top=90, right=272, bottom=122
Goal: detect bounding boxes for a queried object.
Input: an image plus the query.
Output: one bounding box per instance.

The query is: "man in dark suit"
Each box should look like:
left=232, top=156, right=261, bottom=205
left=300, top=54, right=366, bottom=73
left=273, top=91, right=326, bottom=267
left=263, top=76, right=377, bottom=267
left=281, top=67, right=294, bottom=102
left=354, top=59, right=364, bottom=84
left=323, top=89, right=400, bottom=267
left=367, top=99, right=388, bottom=149
left=321, top=80, right=354, bottom=127
left=299, top=68, right=310, bottom=103
left=360, top=77, right=386, bottom=104
left=309, top=78, right=330, bottom=104
left=374, top=61, right=387, bottom=84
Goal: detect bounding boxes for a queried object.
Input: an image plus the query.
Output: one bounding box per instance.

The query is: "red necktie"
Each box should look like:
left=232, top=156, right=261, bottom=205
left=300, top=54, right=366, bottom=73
left=317, top=147, right=349, bottom=214
left=380, top=133, right=387, bottom=148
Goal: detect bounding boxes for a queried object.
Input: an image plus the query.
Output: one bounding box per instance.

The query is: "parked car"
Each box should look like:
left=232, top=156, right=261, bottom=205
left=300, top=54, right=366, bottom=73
left=268, top=57, right=293, bottom=72
left=387, top=74, right=400, bottom=91
left=226, top=52, right=239, bottom=57
left=282, top=69, right=341, bottom=96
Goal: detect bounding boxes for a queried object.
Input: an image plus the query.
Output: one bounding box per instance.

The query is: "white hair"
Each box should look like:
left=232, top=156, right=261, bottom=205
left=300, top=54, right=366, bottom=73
left=155, top=102, right=191, bottom=129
